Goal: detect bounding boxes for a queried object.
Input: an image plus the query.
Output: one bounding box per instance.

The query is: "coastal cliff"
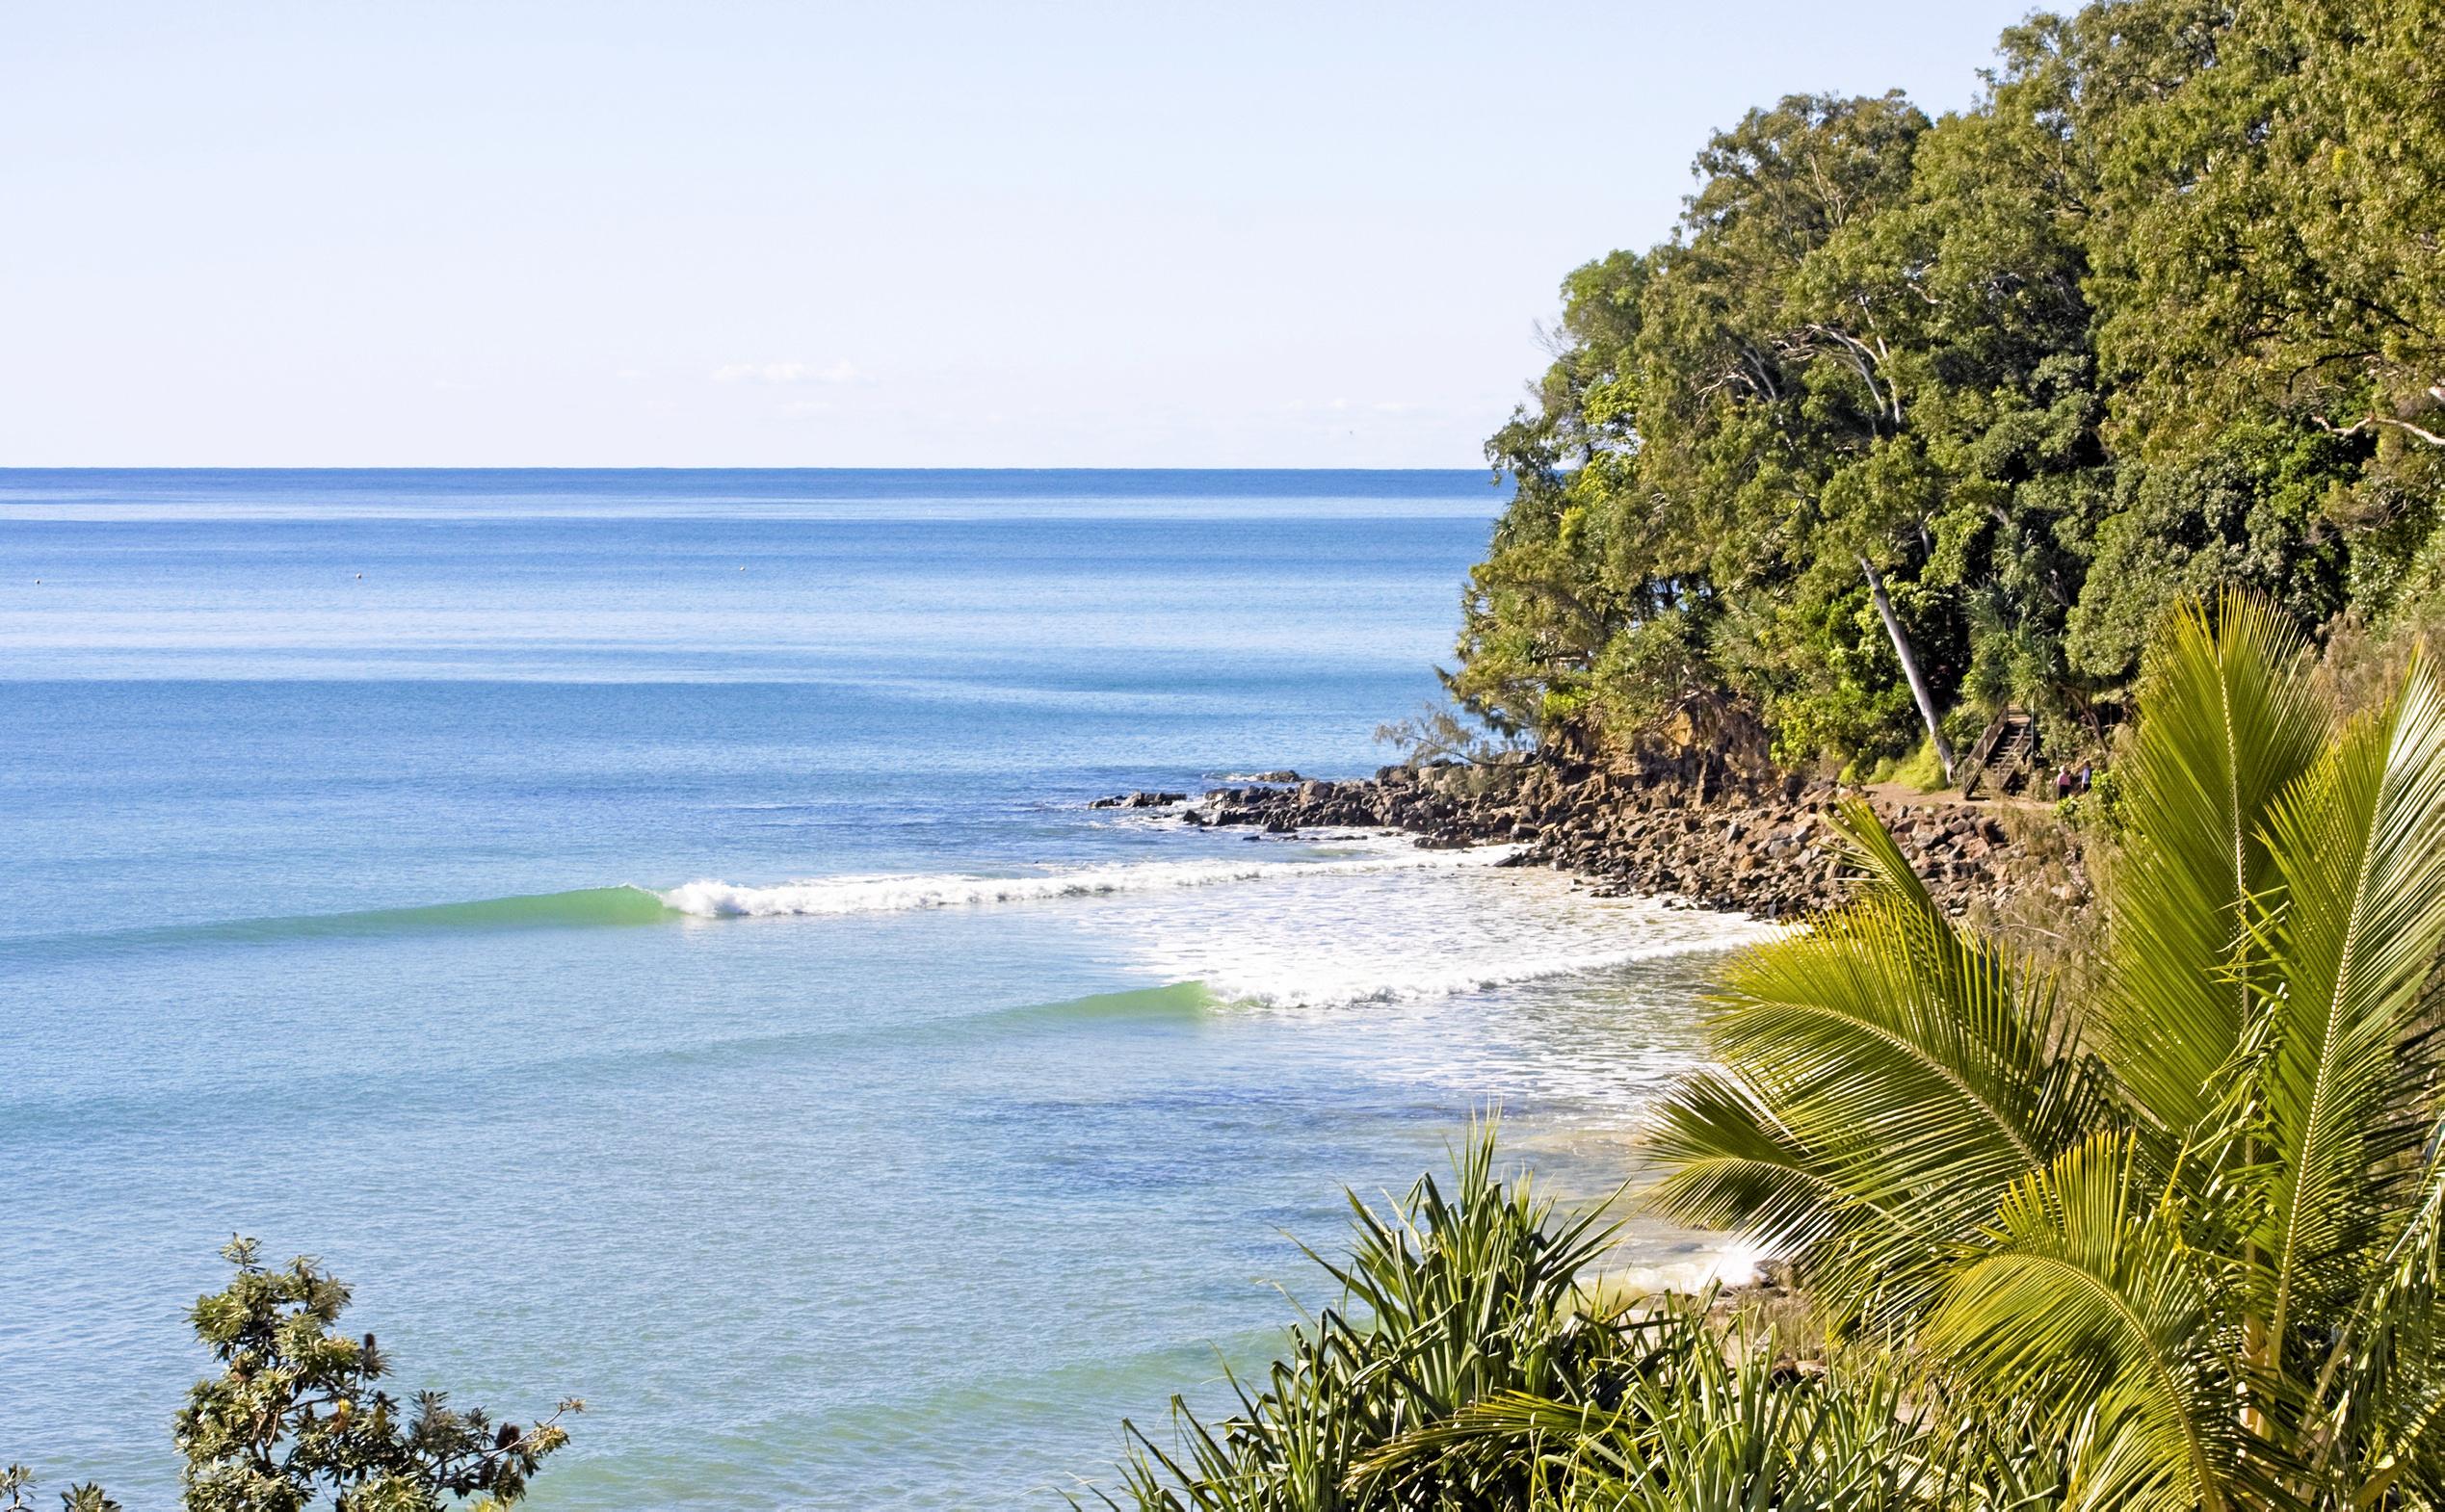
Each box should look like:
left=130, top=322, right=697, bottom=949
left=1141, top=752, right=2090, bottom=921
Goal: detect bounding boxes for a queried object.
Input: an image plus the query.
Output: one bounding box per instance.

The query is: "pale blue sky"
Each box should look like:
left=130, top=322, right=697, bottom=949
left=2, top=2, right=2038, bottom=466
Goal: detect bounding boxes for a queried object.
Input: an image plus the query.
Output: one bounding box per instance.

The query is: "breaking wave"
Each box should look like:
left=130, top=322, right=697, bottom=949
left=8, top=841, right=1782, bottom=1019
left=653, top=845, right=1511, bottom=918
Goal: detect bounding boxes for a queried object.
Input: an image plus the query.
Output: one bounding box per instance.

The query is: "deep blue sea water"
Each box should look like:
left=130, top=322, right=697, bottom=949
left=0, top=471, right=1765, bottom=1509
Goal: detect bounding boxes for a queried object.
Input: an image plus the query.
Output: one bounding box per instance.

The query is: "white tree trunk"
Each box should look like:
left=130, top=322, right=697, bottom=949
left=1861, top=557, right=1955, bottom=782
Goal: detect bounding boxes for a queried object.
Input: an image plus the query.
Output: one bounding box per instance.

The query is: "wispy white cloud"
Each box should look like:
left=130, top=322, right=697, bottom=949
left=711, top=358, right=862, bottom=386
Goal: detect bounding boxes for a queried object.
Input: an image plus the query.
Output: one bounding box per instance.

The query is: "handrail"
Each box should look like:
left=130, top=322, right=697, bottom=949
left=1961, top=706, right=2031, bottom=798
left=1965, top=707, right=2017, bottom=771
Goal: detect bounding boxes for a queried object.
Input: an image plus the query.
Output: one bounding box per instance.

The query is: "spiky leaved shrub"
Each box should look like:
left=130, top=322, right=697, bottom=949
left=1084, top=1125, right=2054, bottom=1510
left=1081, top=1122, right=1619, bottom=1512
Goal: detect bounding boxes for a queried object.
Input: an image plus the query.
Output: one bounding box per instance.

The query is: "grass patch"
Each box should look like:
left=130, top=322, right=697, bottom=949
left=1848, top=735, right=1950, bottom=791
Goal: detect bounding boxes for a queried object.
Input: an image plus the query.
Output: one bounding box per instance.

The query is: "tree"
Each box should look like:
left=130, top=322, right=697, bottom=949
left=2092, top=0, right=2445, bottom=459
left=10, top=1239, right=577, bottom=1512
left=1651, top=590, right=2445, bottom=1506
left=1453, top=0, right=2445, bottom=773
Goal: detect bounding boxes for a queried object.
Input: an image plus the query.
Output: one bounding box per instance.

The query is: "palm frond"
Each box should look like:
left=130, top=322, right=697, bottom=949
left=2313, top=1110, right=2445, bottom=1507
left=1924, top=1134, right=2267, bottom=1512
left=1830, top=794, right=1946, bottom=921
left=1665, top=821, right=2089, bottom=1323
left=1644, top=1070, right=1867, bottom=1255
left=2098, top=589, right=2329, bottom=1148
left=2252, top=656, right=2445, bottom=1374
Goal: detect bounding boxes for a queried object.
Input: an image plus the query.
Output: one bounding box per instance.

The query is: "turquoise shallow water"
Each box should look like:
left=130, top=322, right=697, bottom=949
left=0, top=471, right=1761, bottom=1508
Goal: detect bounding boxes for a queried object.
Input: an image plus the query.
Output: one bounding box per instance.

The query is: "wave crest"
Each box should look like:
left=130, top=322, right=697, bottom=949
left=656, top=846, right=1511, bottom=918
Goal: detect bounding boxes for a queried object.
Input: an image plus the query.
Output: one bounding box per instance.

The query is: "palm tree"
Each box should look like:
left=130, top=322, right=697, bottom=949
left=1649, top=590, right=2445, bottom=1508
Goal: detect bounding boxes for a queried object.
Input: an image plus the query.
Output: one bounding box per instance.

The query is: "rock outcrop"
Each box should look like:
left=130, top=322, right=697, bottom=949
left=1175, top=753, right=2083, bottom=920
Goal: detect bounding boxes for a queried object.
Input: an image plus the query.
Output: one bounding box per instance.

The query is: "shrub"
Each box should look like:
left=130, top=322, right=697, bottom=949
left=8, top=1239, right=576, bottom=1512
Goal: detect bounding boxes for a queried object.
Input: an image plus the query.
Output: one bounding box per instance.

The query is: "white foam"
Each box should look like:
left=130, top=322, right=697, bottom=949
left=656, top=842, right=1510, bottom=919
left=659, top=835, right=1785, bottom=1024
left=1121, top=864, right=1782, bottom=1010
left=1605, top=1240, right=1769, bottom=1298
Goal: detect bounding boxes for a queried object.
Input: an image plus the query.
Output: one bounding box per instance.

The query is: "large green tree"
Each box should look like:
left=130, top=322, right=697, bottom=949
left=1459, top=0, right=2445, bottom=773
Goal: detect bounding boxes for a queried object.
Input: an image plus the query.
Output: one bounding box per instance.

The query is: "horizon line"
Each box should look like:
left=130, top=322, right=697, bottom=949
left=0, top=463, right=1505, bottom=474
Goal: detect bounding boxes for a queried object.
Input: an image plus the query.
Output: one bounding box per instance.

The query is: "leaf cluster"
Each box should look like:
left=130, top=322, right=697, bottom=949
left=1083, top=1124, right=2065, bottom=1510
left=7, top=1240, right=577, bottom=1512
left=1652, top=590, right=2445, bottom=1506
left=1461, top=0, right=2445, bottom=771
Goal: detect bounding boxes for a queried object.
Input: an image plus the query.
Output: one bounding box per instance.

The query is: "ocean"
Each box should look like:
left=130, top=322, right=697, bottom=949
left=0, top=470, right=1771, bottom=1508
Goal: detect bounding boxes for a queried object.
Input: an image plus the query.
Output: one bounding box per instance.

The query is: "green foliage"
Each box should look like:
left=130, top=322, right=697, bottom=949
left=1853, top=734, right=1948, bottom=792
left=2090, top=0, right=2445, bottom=465
left=1373, top=705, right=1532, bottom=767
left=2054, top=763, right=2125, bottom=838
left=10, top=1239, right=577, bottom=1512
left=1084, top=1125, right=2064, bottom=1511
left=1651, top=591, right=2445, bottom=1506
left=1, top=1465, right=119, bottom=1512
left=1081, top=1121, right=1625, bottom=1510
left=1462, top=0, right=2445, bottom=770
left=1374, top=672, right=1534, bottom=768
left=1357, top=1305, right=2062, bottom=1511
left=2063, top=424, right=2357, bottom=684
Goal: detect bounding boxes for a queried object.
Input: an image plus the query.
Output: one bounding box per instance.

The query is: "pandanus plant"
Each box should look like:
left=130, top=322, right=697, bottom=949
left=1086, top=1121, right=1628, bottom=1512
left=1650, top=590, right=2445, bottom=1508
left=1087, top=1122, right=2045, bottom=1512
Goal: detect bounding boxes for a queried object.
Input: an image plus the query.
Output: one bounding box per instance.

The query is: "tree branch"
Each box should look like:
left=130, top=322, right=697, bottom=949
left=2313, top=411, right=2445, bottom=449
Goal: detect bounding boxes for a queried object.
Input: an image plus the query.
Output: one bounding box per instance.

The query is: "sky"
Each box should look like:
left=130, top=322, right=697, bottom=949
left=0, top=2, right=2041, bottom=468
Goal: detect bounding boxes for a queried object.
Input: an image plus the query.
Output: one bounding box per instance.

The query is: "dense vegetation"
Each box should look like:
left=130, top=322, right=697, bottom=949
left=1098, top=589, right=2445, bottom=1508
left=4, top=1240, right=574, bottom=1512
left=1650, top=592, right=2445, bottom=1505
left=1103, top=4, right=2445, bottom=1500
left=1080, top=1122, right=2064, bottom=1511
left=1456, top=0, right=2445, bottom=775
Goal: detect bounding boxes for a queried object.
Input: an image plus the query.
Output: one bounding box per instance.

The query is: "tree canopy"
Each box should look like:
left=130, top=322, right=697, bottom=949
left=1459, top=0, right=2445, bottom=771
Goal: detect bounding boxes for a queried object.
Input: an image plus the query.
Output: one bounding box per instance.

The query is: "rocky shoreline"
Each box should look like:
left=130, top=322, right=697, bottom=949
left=1104, top=750, right=2087, bottom=921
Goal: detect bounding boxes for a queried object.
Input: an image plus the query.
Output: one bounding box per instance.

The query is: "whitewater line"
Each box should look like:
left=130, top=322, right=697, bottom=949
left=654, top=845, right=1519, bottom=918
left=1187, top=926, right=1784, bottom=1011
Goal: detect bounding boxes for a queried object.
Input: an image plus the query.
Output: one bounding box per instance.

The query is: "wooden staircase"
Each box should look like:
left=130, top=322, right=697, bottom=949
left=1961, top=707, right=2036, bottom=799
